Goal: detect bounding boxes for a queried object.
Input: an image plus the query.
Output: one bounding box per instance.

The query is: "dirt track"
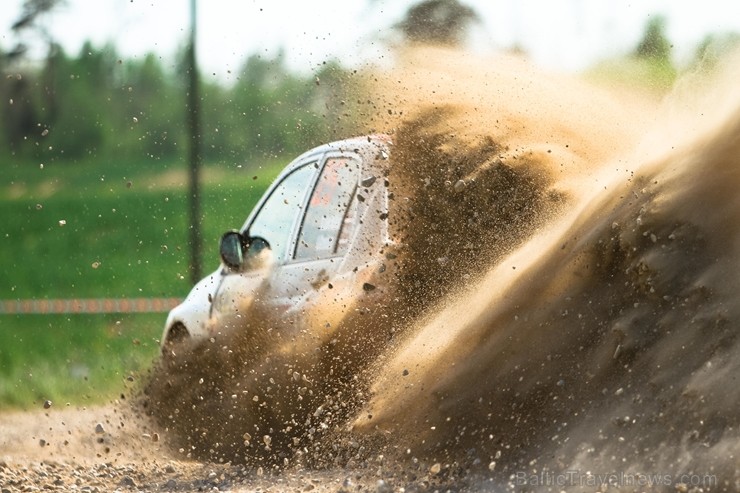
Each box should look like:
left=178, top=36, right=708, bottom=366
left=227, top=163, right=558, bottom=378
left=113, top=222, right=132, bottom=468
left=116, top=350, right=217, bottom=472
left=0, top=403, right=459, bottom=492
left=0, top=404, right=399, bottom=492
left=0, top=404, right=215, bottom=491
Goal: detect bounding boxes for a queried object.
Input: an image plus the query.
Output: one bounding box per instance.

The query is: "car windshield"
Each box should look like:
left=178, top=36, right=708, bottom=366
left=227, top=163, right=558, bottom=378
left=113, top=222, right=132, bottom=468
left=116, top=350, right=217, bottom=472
left=247, top=163, right=316, bottom=264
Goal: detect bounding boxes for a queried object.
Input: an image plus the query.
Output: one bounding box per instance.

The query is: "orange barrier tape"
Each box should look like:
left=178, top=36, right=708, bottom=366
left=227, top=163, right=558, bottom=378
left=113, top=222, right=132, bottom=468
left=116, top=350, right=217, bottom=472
left=0, top=298, right=181, bottom=315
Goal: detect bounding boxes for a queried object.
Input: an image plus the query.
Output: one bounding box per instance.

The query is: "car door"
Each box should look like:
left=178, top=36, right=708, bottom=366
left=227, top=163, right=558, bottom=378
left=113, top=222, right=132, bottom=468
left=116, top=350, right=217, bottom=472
left=264, top=153, right=362, bottom=314
left=210, top=161, right=319, bottom=321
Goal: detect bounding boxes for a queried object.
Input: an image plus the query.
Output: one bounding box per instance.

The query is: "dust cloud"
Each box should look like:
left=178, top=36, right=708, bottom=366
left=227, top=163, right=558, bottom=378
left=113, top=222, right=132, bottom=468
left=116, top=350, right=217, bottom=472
left=142, top=46, right=740, bottom=491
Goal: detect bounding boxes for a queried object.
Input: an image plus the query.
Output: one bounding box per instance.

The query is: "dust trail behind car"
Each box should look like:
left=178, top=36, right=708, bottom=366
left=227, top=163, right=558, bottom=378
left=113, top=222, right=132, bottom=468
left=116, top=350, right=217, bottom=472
left=354, top=47, right=740, bottom=490
left=142, top=46, right=740, bottom=490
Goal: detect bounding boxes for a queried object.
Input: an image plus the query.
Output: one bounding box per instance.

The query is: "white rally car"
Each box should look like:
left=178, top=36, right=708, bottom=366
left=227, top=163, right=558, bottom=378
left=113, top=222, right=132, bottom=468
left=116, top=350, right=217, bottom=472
left=161, top=135, right=394, bottom=353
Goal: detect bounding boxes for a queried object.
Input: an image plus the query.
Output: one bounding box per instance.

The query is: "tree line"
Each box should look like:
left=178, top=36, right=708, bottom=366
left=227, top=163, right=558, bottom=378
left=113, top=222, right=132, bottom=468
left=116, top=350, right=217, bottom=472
left=0, top=41, right=358, bottom=165
left=0, top=0, right=483, bottom=167
left=2, top=0, right=737, bottom=167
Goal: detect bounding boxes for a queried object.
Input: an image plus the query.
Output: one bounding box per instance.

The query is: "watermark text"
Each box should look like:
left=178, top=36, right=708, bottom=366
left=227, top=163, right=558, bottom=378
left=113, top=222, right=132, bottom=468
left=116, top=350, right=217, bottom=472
left=512, top=469, right=717, bottom=489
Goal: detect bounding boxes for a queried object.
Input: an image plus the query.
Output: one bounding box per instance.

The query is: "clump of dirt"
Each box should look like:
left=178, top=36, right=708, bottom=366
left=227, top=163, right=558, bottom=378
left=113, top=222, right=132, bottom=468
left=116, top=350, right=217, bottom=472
left=386, top=105, right=567, bottom=311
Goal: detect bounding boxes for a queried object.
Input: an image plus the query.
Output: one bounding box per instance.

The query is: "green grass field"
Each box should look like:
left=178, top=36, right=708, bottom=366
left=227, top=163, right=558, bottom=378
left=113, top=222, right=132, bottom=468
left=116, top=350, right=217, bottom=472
left=0, top=313, right=160, bottom=409
left=0, top=156, right=281, bottom=409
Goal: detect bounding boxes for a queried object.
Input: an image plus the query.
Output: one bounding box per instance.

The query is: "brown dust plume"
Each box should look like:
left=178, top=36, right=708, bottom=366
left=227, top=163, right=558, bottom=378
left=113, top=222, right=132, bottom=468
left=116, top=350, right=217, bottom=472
left=141, top=46, right=740, bottom=491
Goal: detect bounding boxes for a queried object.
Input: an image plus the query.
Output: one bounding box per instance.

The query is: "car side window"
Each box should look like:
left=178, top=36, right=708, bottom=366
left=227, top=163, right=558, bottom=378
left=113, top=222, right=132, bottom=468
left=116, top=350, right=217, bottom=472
left=247, top=163, right=316, bottom=264
left=294, top=156, right=360, bottom=261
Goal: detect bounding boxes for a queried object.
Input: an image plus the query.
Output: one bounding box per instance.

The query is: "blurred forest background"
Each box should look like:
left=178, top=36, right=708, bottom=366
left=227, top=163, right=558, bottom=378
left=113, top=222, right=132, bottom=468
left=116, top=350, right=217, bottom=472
left=1, top=0, right=739, bottom=409
left=0, top=41, right=350, bottom=164
left=3, top=0, right=738, bottom=164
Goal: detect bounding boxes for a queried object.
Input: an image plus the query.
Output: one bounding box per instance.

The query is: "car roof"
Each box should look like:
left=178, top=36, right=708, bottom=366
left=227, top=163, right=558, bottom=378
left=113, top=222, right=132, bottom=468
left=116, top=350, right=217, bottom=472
left=277, top=134, right=392, bottom=177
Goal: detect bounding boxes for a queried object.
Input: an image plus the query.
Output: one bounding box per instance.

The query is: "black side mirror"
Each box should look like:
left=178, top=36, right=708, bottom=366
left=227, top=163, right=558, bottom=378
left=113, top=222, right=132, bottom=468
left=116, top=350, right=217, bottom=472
left=219, top=230, right=247, bottom=270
